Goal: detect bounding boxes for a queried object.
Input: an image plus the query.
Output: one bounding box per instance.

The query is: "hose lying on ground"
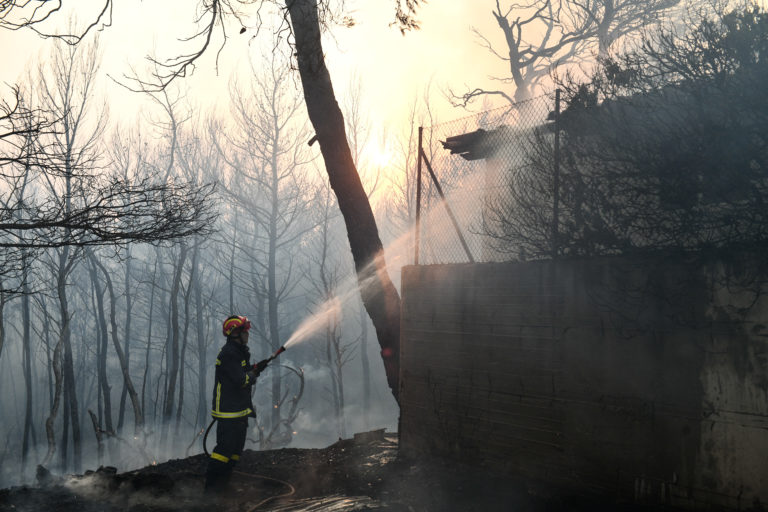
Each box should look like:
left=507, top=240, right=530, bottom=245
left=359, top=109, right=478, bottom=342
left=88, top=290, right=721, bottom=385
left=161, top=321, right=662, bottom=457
left=203, top=417, right=296, bottom=510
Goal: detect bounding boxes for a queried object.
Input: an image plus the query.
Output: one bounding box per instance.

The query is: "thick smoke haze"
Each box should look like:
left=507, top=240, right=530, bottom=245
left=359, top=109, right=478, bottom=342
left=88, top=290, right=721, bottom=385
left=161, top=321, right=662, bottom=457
left=3, top=0, right=746, bottom=496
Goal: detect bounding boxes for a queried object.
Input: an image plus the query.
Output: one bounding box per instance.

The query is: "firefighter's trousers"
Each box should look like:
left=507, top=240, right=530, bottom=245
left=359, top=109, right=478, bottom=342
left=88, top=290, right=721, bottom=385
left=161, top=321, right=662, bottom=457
left=204, top=417, right=248, bottom=492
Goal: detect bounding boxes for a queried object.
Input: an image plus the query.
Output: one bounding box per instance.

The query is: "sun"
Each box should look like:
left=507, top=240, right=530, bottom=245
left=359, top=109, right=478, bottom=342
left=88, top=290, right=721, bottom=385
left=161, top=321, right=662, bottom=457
left=366, top=142, right=394, bottom=169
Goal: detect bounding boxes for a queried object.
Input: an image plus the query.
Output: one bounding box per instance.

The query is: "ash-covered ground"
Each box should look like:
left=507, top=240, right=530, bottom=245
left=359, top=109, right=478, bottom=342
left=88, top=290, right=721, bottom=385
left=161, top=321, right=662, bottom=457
left=0, top=430, right=532, bottom=512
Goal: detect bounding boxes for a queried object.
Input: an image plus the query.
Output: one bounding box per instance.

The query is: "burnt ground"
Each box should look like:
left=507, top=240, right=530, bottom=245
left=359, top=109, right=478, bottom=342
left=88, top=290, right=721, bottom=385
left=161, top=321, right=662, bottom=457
left=0, top=430, right=541, bottom=512
left=0, top=430, right=654, bottom=512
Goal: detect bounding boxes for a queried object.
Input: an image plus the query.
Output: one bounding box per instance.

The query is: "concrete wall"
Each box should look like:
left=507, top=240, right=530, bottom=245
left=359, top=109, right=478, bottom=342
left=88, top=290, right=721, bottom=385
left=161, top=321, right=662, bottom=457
left=399, top=255, right=768, bottom=509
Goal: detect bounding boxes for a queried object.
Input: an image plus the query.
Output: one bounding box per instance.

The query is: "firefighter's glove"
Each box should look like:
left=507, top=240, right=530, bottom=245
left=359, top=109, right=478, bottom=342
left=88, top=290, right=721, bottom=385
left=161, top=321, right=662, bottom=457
left=246, top=369, right=259, bottom=384
left=253, top=359, right=269, bottom=375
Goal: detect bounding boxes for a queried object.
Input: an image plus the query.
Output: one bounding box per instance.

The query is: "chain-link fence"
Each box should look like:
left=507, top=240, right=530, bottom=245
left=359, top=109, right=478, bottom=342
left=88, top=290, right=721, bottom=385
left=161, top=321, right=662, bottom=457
left=415, top=92, right=559, bottom=265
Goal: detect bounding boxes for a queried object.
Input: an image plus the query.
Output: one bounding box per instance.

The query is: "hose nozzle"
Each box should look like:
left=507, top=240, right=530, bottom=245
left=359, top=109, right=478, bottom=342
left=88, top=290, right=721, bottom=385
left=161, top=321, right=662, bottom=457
left=269, top=345, right=286, bottom=362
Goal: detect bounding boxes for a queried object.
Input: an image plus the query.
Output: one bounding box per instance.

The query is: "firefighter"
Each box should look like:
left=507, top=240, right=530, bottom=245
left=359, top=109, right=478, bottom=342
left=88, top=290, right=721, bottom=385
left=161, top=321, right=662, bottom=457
left=204, top=315, right=268, bottom=493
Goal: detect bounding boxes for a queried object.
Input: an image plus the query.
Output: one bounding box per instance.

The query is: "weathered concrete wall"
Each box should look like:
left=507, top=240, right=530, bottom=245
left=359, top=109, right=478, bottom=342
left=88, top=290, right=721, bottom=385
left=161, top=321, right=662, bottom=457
left=399, top=255, right=768, bottom=509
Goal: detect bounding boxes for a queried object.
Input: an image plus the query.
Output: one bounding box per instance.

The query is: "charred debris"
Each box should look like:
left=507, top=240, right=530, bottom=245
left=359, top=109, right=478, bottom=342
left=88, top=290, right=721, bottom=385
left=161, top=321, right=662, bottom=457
left=0, top=429, right=544, bottom=512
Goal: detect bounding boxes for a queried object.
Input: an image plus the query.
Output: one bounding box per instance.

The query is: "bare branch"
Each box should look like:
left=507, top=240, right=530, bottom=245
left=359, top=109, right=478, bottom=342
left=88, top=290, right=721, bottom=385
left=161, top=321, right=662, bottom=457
left=0, top=0, right=113, bottom=44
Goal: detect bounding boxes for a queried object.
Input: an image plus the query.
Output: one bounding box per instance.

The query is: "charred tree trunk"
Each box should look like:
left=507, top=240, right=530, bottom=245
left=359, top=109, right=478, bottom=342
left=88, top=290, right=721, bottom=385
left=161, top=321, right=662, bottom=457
left=87, top=254, right=114, bottom=437
left=286, top=0, right=401, bottom=402
left=268, top=158, right=282, bottom=430
left=95, top=308, right=104, bottom=434
left=41, top=296, right=60, bottom=468
left=163, top=243, right=188, bottom=438
left=325, top=309, right=346, bottom=438
left=142, top=258, right=158, bottom=420
left=176, top=263, right=193, bottom=433
left=325, top=316, right=341, bottom=431
left=91, top=253, right=145, bottom=433
left=88, top=410, right=104, bottom=466
left=21, top=266, right=33, bottom=474
left=118, top=251, right=133, bottom=431
left=192, top=241, right=208, bottom=428
left=57, top=248, right=82, bottom=473
left=60, top=384, right=70, bottom=472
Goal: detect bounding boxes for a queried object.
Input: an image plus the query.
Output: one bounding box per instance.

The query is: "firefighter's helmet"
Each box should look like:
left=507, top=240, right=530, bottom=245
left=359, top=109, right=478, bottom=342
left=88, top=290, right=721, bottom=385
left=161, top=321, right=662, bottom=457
left=222, top=315, right=251, bottom=337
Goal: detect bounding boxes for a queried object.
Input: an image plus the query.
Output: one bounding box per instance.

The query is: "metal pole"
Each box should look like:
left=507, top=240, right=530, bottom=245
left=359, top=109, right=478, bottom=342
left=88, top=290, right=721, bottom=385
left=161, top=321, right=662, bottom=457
left=415, top=126, right=423, bottom=265
left=420, top=148, right=475, bottom=263
left=552, top=89, right=561, bottom=259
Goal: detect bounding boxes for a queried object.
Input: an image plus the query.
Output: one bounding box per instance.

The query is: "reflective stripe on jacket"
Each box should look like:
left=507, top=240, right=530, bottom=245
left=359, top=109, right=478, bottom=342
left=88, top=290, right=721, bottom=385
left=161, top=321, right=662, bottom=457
left=211, top=338, right=255, bottom=419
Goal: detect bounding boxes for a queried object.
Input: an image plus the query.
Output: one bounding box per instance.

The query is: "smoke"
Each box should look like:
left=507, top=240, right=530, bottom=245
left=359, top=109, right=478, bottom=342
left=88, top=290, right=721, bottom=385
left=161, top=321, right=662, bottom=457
left=62, top=470, right=207, bottom=511
left=289, top=404, right=397, bottom=449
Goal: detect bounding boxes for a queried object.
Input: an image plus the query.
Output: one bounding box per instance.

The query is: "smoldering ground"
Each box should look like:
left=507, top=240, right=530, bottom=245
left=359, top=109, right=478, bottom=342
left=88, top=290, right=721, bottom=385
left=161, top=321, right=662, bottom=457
left=1, top=430, right=535, bottom=512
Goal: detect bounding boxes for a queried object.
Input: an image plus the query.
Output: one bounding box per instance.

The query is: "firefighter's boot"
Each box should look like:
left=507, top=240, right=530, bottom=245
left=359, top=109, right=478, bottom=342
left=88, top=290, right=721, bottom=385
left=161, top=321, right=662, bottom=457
left=204, top=457, right=232, bottom=494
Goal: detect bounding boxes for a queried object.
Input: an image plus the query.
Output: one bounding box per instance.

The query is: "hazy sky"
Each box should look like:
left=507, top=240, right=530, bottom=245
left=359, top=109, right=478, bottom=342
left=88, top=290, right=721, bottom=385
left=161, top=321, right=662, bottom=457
left=0, top=1, right=505, bottom=136
left=4, top=0, right=768, bottom=130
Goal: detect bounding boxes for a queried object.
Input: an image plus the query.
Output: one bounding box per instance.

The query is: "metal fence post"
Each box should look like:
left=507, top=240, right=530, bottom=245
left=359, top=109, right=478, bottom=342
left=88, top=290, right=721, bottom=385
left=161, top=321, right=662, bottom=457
left=415, top=126, right=423, bottom=265
left=420, top=149, right=475, bottom=263
left=552, top=89, right=561, bottom=259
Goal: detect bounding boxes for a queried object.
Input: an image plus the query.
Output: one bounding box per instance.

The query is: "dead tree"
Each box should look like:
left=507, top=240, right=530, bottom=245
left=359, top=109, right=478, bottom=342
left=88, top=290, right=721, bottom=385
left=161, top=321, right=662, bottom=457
left=36, top=36, right=106, bottom=474
left=4, top=0, right=423, bottom=408
left=140, top=256, right=159, bottom=424
left=209, top=46, right=315, bottom=440
left=163, top=241, right=188, bottom=440
left=125, top=0, right=412, bottom=404
left=86, top=251, right=115, bottom=445
left=20, top=258, right=33, bottom=473
left=0, top=0, right=112, bottom=44
left=105, top=129, right=140, bottom=433
left=174, top=123, right=223, bottom=430
left=89, top=251, right=145, bottom=433
left=87, top=410, right=105, bottom=467
left=8, top=35, right=216, bottom=473
left=287, top=0, right=402, bottom=402
left=0, top=86, right=52, bottom=290
left=453, top=0, right=681, bottom=105
left=309, top=183, right=356, bottom=439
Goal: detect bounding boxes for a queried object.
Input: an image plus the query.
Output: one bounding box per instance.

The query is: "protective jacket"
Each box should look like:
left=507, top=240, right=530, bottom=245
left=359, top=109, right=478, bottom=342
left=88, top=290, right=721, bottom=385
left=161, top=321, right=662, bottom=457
left=211, top=338, right=255, bottom=419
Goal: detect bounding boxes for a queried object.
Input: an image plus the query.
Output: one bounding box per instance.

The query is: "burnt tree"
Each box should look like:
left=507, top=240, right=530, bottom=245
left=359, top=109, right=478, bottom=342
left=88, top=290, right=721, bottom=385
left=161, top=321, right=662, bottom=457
left=3, top=0, right=423, bottom=405
left=287, top=0, right=401, bottom=400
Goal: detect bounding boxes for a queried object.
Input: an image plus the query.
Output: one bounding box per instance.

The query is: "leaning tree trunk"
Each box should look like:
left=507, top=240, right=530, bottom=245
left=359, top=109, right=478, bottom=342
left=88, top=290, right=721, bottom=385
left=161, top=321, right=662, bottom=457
left=118, top=250, right=133, bottom=431
left=87, top=254, right=114, bottom=437
left=91, top=254, right=145, bottom=433
left=163, top=243, right=188, bottom=440
left=42, top=296, right=63, bottom=467
left=286, top=0, right=401, bottom=402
